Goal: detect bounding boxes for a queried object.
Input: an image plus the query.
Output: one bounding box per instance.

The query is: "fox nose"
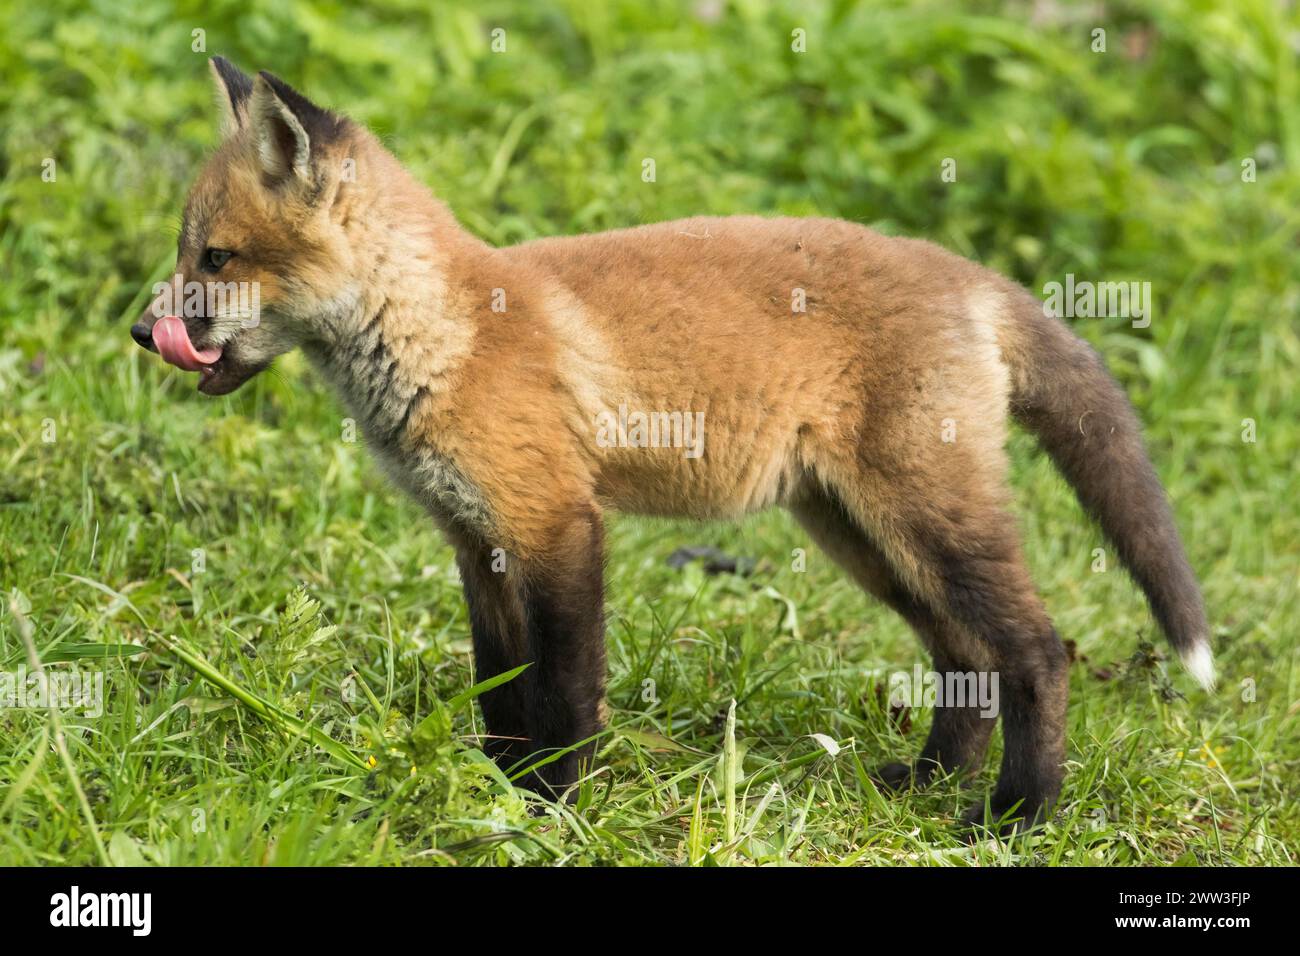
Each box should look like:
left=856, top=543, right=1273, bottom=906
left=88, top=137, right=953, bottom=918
left=130, top=321, right=158, bottom=352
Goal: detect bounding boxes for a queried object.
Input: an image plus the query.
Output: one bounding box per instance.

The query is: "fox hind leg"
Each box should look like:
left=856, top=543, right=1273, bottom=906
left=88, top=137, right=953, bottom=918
left=795, top=458, right=1069, bottom=833
left=790, top=487, right=998, bottom=790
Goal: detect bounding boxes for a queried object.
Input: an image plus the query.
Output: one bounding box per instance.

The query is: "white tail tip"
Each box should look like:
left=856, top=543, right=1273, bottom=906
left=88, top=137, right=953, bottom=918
left=1181, top=642, right=1216, bottom=690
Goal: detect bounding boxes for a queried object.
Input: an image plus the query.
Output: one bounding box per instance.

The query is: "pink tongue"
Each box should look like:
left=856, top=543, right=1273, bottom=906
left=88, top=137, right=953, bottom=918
left=152, top=315, right=222, bottom=371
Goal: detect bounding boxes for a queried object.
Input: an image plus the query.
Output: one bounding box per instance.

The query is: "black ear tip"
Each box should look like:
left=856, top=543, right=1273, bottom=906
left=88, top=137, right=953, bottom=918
left=252, top=69, right=349, bottom=140
left=210, top=55, right=248, bottom=81
left=211, top=56, right=254, bottom=110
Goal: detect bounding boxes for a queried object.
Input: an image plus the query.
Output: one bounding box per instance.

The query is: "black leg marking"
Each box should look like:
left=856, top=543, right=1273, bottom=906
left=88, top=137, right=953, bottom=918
left=452, top=513, right=607, bottom=800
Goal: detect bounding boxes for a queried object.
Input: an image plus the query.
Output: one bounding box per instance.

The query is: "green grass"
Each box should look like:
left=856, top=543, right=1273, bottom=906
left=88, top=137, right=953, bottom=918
left=1, top=0, right=1297, bottom=865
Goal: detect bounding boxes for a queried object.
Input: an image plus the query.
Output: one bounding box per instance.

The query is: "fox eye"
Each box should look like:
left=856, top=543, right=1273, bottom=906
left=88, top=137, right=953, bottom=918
left=202, top=248, right=234, bottom=272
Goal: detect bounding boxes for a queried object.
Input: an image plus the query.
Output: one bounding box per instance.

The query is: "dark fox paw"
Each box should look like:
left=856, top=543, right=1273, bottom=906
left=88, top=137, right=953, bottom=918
left=872, top=759, right=943, bottom=793
left=872, top=761, right=914, bottom=792
left=959, top=793, right=1053, bottom=841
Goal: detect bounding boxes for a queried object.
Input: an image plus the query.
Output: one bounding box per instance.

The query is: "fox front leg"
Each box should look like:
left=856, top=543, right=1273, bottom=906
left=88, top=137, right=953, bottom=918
left=451, top=508, right=607, bottom=800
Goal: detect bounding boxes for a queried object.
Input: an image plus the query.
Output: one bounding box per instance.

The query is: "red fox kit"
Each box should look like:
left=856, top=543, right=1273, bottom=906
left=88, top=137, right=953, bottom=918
left=132, top=58, right=1213, bottom=833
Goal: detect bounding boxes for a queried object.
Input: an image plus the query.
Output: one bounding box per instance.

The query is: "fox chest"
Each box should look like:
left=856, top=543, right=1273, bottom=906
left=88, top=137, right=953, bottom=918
left=311, top=349, right=493, bottom=536
left=365, top=435, right=493, bottom=536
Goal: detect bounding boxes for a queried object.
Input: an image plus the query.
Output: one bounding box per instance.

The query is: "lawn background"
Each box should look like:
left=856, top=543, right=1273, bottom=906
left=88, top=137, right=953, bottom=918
left=1, top=0, right=1297, bottom=865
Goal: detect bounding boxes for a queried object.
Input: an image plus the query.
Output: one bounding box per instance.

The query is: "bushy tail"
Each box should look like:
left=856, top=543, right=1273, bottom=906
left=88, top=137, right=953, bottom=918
left=1002, top=292, right=1213, bottom=688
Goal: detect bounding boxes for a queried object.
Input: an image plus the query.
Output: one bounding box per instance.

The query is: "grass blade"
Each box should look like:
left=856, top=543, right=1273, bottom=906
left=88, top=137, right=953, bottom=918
left=156, top=634, right=370, bottom=773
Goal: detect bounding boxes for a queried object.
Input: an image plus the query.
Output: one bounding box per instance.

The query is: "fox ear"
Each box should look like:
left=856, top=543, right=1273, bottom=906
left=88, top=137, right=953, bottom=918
left=250, top=71, right=346, bottom=188
left=209, top=56, right=253, bottom=135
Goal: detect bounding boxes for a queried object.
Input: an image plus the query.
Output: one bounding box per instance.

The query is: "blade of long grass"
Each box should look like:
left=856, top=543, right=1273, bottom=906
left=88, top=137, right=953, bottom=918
left=40, top=644, right=147, bottom=663
left=723, top=698, right=737, bottom=845
left=446, top=662, right=530, bottom=712
left=156, top=634, right=370, bottom=773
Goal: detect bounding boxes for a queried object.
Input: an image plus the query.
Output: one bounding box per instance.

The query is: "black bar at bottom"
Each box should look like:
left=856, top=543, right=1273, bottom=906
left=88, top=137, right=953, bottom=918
left=0, top=865, right=1280, bottom=940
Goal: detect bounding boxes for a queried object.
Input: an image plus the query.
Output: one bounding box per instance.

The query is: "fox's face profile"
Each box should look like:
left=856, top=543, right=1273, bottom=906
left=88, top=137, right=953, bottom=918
left=131, top=58, right=368, bottom=394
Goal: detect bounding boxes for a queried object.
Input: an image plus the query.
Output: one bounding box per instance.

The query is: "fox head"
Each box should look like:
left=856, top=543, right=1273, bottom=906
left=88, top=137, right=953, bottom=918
left=132, top=57, right=369, bottom=395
